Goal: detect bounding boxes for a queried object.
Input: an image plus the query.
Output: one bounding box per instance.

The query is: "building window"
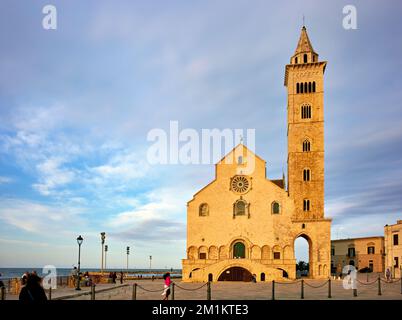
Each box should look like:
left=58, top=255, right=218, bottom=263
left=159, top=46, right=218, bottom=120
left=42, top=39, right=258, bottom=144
left=369, top=260, right=374, bottom=272
left=272, top=201, right=280, bottom=214
left=348, top=247, right=356, bottom=257
left=238, top=156, right=243, bottom=164
left=303, top=169, right=311, bottom=181
left=308, top=82, right=312, bottom=93
left=303, top=140, right=311, bottom=152
left=296, top=83, right=299, bottom=93
left=393, top=234, right=399, bottom=246
left=300, top=82, right=304, bottom=94
left=313, top=82, right=316, bottom=92
left=367, top=246, right=375, bottom=254
left=304, top=82, right=308, bottom=93
left=274, top=252, right=281, bottom=260
left=301, top=104, right=312, bottom=119
left=199, top=253, right=206, bottom=259
left=303, top=199, right=310, bottom=211
left=303, top=54, right=307, bottom=63
left=394, top=257, right=399, bottom=268
left=331, top=248, right=335, bottom=256
left=233, top=242, right=246, bottom=259
left=295, top=57, right=298, bottom=64
left=199, top=203, right=209, bottom=216
left=234, top=200, right=246, bottom=216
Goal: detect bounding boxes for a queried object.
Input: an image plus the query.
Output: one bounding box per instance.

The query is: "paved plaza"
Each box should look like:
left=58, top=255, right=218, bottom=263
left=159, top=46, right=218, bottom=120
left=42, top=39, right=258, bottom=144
left=5, top=274, right=401, bottom=300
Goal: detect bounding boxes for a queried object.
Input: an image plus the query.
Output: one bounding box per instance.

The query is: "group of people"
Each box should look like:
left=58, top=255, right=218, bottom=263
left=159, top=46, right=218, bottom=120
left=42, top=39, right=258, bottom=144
left=19, top=271, right=48, bottom=301
left=108, top=271, right=124, bottom=284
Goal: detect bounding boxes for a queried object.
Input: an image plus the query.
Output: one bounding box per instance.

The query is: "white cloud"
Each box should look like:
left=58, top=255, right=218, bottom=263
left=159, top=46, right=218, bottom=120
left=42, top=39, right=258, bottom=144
left=0, top=199, right=87, bottom=235
left=0, top=176, right=13, bottom=184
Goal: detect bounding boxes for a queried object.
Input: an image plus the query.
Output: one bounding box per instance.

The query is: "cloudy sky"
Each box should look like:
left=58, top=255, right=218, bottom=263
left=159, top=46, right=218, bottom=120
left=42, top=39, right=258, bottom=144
left=0, top=0, right=401, bottom=268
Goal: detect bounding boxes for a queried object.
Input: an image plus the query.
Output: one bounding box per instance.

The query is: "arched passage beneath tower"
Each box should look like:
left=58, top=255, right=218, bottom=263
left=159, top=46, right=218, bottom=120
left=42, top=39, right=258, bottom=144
left=218, top=267, right=253, bottom=282
left=294, top=234, right=312, bottom=278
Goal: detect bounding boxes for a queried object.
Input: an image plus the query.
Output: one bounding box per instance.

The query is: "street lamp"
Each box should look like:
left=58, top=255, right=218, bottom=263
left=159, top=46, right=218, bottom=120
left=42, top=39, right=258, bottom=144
left=149, top=255, right=152, bottom=271
left=126, top=247, right=130, bottom=273
left=76, top=235, right=83, bottom=291
left=104, top=245, right=108, bottom=271
left=100, top=232, right=106, bottom=274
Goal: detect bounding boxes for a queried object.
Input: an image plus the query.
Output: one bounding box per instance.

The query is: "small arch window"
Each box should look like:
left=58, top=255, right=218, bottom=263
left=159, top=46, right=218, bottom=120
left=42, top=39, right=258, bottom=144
left=234, top=200, right=247, bottom=216
left=303, top=169, right=311, bottom=181
left=303, top=54, right=308, bottom=63
left=199, top=203, right=209, bottom=216
left=296, top=83, right=299, bottom=94
left=237, top=156, right=243, bottom=164
left=295, top=57, right=298, bottom=64
left=301, top=104, right=312, bottom=119
left=313, top=81, right=316, bottom=92
left=303, top=139, right=311, bottom=152
left=272, top=201, right=280, bottom=214
left=303, top=199, right=310, bottom=211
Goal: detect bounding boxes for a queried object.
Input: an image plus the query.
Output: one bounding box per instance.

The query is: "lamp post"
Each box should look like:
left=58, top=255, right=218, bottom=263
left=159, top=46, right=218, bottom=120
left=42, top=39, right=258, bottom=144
left=76, top=235, right=83, bottom=291
left=126, top=247, right=130, bottom=273
left=100, top=232, right=106, bottom=274
left=104, top=245, right=108, bottom=271
left=149, top=255, right=152, bottom=271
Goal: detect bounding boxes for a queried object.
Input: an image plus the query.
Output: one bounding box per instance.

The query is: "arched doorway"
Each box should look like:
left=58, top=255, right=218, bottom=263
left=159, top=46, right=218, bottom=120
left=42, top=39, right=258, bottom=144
left=294, top=234, right=312, bottom=278
left=233, top=242, right=246, bottom=259
left=218, top=267, right=253, bottom=282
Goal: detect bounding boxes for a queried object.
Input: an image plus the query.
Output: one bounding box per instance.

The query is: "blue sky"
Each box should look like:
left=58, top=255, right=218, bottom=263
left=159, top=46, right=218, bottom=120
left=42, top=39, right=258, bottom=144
left=0, top=0, right=402, bottom=268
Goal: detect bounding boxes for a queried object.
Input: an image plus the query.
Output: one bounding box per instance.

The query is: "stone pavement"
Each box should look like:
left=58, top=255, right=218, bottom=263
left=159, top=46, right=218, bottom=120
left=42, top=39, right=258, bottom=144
left=5, top=274, right=402, bottom=300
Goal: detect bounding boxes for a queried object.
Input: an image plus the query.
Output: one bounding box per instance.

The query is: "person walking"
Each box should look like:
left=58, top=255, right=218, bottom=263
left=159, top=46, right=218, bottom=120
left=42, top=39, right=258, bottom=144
left=162, top=272, right=171, bottom=301
left=119, top=271, right=124, bottom=284
left=386, top=268, right=391, bottom=282
left=19, top=273, right=48, bottom=301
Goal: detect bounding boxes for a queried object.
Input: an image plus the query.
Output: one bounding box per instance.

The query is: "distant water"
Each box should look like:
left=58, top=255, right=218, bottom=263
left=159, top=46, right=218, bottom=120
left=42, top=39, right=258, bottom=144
left=0, top=268, right=182, bottom=280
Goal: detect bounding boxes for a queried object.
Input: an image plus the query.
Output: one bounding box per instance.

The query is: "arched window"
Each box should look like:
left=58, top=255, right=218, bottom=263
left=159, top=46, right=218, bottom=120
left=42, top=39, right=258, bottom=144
left=303, top=139, right=311, bottom=152
left=238, top=156, right=243, bottom=164
left=303, top=54, right=307, bottom=63
left=199, top=203, right=209, bottom=216
left=301, top=104, right=312, bottom=119
left=300, top=82, right=304, bottom=94
left=234, top=200, right=246, bottom=216
left=303, top=169, right=311, bottom=181
left=295, top=57, right=298, bottom=64
left=296, top=83, right=299, bottom=94
left=272, top=201, right=280, bottom=214
left=303, top=199, right=310, bottom=211
left=312, top=55, right=315, bottom=62
left=313, top=81, right=316, bottom=92
left=308, top=82, right=312, bottom=93
left=233, top=242, right=246, bottom=259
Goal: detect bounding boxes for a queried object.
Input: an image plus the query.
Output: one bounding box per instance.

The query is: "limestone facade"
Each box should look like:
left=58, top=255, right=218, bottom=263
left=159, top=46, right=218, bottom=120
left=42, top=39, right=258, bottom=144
left=331, top=237, right=385, bottom=274
left=182, top=26, right=332, bottom=282
left=384, top=220, right=402, bottom=278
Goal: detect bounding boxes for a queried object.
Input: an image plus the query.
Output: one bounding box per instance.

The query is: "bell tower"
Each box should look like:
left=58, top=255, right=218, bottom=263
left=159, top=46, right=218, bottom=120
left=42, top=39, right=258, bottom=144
left=285, top=26, right=327, bottom=220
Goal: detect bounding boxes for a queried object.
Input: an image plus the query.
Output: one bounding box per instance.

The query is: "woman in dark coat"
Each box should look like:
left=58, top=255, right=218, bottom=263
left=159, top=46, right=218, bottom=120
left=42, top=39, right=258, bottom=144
left=19, top=273, right=48, bottom=301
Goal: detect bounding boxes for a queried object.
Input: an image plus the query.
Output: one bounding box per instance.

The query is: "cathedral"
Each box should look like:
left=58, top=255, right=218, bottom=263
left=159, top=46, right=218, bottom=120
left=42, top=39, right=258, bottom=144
left=182, top=26, right=332, bottom=282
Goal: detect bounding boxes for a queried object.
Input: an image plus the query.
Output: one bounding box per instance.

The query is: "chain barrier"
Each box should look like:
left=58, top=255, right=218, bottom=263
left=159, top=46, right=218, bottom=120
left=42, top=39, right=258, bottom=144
left=275, top=280, right=301, bottom=285
left=304, top=280, right=329, bottom=289
left=174, top=282, right=208, bottom=291
left=380, top=278, right=401, bottom=284
left=356, top=279, right=378, bottom=285
left=136, top=284, right=164, bottom=293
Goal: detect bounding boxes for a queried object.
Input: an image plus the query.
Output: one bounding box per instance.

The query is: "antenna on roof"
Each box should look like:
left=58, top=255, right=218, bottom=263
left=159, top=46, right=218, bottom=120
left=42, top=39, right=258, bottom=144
left=302, top=14, right=305, bottom=27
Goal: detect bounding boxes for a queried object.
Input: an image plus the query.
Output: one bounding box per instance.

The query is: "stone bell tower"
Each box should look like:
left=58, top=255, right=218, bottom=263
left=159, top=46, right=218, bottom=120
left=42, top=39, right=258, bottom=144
left=285, top=26, right=327, bottom=220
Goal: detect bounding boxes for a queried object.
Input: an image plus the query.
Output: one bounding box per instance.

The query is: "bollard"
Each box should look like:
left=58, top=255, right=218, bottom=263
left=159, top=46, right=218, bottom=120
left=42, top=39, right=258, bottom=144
left=272, top=280, right=275, bottom=300
left=91, top=284, right=96, bottom=300
left=207, top=281, right=211, bottom=300
left=353, top=288, right=357, bottom=297
left=377, top=275, right=382, bottom=296
left=48, top=287, right=52, bottom=300
left=1, top=286, right=5, bottom=300
left=366, top=272, right=369, bottom=283
left=171, top=283, right=175, bottom=301
left=132, top=283, right=137, bottom=300
left=328, top=278, right=332, bottom=298
left=301, top=280, right=304, bottom=299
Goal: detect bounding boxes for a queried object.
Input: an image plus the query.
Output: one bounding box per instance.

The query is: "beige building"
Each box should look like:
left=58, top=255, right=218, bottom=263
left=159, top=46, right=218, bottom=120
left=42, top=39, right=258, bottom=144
left=384, top=220, right=402, bottom=278
left=331, top=237, right=385, bottom=274
left=182, top=26, right=332, bottom=282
